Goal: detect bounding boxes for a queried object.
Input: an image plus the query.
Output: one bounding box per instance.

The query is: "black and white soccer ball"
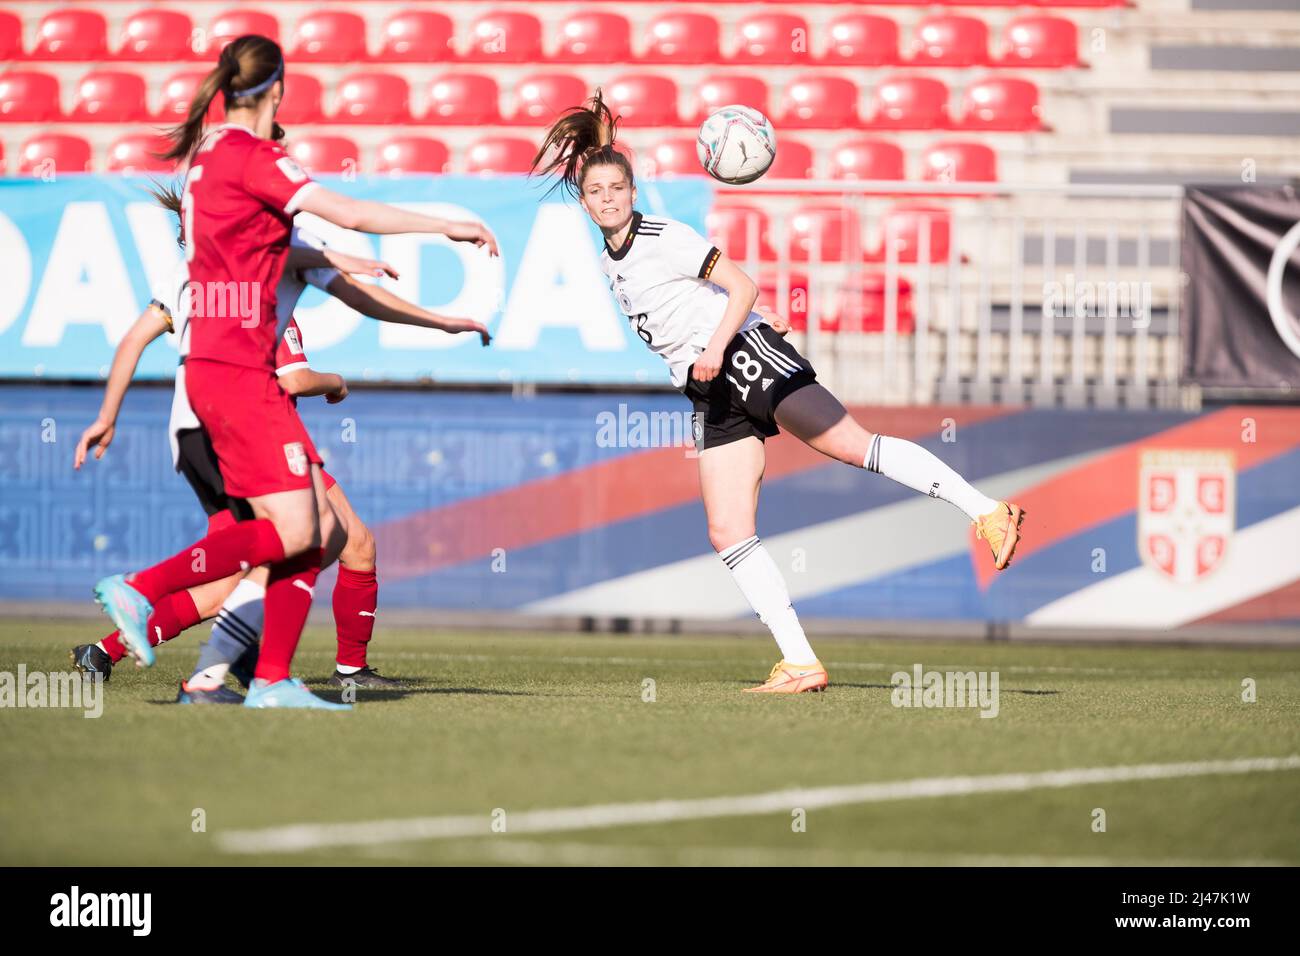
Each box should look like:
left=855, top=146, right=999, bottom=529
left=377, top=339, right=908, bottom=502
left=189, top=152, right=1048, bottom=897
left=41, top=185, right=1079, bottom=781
left=696, top=105, right=777, bottom=185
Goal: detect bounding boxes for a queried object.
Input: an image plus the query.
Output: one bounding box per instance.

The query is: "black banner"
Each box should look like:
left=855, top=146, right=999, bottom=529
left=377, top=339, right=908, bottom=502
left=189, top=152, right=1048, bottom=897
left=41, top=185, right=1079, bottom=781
left=1182, top=184, right=1300, bottom=391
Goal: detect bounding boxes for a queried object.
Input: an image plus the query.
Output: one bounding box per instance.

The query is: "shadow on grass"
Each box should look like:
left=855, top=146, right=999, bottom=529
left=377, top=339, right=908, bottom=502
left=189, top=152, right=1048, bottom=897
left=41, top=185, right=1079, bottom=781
left=732, top=679, right=1060, bottom=695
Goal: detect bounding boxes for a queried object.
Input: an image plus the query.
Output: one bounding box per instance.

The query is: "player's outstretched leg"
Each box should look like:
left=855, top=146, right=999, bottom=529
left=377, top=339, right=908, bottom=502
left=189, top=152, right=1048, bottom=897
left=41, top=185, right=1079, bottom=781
left=775, top=384, right=1025, bottom=570
left=700, top=436, right=828, bottom=694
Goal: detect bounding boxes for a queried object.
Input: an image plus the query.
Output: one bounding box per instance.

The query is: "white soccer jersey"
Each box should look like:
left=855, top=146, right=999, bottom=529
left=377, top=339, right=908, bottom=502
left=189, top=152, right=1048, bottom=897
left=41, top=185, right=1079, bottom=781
left=158, top=225, right=339, bottom=468
left=598, top=212, right=763, bottom=388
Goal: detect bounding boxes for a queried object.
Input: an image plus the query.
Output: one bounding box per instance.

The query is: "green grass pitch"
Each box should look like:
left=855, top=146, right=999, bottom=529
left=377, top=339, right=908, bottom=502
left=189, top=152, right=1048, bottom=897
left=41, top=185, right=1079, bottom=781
left=2, top=617, right=1298, bottom=866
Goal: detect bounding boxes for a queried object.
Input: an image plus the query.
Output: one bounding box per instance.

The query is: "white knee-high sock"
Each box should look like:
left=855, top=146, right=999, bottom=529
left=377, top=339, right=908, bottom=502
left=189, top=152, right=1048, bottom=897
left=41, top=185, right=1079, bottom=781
left=719, top=536, right=818, bottom=665
left=864, top=434, right=999, bottom=521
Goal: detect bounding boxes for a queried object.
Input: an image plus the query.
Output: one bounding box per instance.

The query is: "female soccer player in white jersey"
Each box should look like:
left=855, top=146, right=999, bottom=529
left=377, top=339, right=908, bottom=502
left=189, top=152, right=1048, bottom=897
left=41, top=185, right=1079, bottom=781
left=532, top=93, right=1025, bottom=694
left=92, top=34, right=498, bottom=709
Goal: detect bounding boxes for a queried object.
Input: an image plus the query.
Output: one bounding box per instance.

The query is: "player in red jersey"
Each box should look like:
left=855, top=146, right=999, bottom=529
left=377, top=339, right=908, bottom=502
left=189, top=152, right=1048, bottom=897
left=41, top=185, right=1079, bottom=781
left=92, top=34, right=499, bottom=709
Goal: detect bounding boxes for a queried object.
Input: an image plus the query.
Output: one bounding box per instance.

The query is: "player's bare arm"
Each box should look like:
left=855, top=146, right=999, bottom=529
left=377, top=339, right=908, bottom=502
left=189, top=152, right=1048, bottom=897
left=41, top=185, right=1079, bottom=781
left=296, top=189, right=500, bottom=258
left=73, top=303, right=173, bottom=470
left=325, top=272, right=492, bottom=346
left=693, top=254, right=758, bottom=384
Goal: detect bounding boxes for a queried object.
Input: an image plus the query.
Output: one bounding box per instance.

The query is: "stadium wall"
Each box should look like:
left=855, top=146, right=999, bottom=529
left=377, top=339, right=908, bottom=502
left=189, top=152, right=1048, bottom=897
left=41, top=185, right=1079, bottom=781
left=2, top=384, right=1296, bottom=633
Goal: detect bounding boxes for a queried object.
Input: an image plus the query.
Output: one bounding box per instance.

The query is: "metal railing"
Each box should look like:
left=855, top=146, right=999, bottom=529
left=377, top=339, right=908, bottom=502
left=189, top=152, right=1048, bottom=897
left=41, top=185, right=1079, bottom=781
left=711, top=179, right=1187, bottom=408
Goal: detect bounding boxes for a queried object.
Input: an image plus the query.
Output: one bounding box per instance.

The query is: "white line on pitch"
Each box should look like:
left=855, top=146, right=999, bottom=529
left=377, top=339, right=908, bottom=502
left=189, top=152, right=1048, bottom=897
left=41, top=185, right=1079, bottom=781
left=215, top=755, right=1300, bottom=855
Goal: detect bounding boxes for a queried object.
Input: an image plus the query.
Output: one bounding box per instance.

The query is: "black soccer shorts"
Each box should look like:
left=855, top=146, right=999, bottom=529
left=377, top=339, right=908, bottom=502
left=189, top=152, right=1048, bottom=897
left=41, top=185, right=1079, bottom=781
left=174, top=427, right=255, bottom=522
left=682, top=324, right=818, bottom=453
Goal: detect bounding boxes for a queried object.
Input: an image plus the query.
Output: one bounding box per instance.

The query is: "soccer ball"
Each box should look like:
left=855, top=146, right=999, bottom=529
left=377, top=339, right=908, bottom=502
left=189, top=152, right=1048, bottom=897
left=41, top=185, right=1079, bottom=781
left=696, top=106, right=777, bottom=185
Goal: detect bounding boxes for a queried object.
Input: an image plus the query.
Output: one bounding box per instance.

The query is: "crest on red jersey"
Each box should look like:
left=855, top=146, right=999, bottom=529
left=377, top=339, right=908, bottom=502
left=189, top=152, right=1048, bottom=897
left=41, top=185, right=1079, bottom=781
left=1137, top=450, right=1235, bottom=583
left=283, top=442, right=309, bottom=478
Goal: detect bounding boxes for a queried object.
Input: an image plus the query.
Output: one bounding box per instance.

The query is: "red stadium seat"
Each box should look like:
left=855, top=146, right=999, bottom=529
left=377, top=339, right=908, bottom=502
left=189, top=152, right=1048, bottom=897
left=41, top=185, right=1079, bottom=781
left=276, top=73, right=325, bottom=124
left=789, top=205, right=862, bottom=262
left=768, top=139, right=814, bottom=179
left=106, top=134, right=174, bottom=173
left=959, top=76, right=1045, bottom=131
left=911, top=16, right=990, bottom=68
left=19, top=135, right=92, bottom=175
left=374, top=136, right=449, bottom=175
left=291, top=11, right=368, bottom=63
left=117, top=10, right=197, bottom=61
left=31, top=10, right=108, bottom=61
left=869, top=76, right=950, bottom=130
left=869, top=204, right=952, bottom=264
left=833, top=273, right=915, bottom=334
left=922, top=141, right=997, bottom=182
left=642, top=13, right=720, bottom=64
left=157, top=71, right=221, bottom=123
left=0, top=12, right=19, bottom=61
left=606, top=75, right=680, bottom=127
left=757, top=272, right=811, bottom=331
left=333, top=72, right=410, bottom=124
left=465, top=137, right=536, bottom=174
left=377, top=10, right=453, bottom=62
left=512, top=74, right=587, bottom=125
left=0, top=140, right=5, bottom=175
left=208, top=10, right=280, bottom=52
left=71, top=71, right=150, bottom=123
left=731, top=13, right=811, bottom=65
left=780, top=76, right=860, bottom=128
left=707, top=205, right=776, bottom=263
left=692, top=75, right=770, bottom=123
left=1002, top=16, right=1081, bottom=68
left=0, top=71, right=61, bottom=122
left=463, top=12, right=542, bottom=63
left=824, top=14, right=900, bottom=67
left=554, top=13, right=631, bottom=63
left=830, top=139, right=905, bottom=180
left=644, top=138, right=699, bottom=178
left=287, top=135, right=359, bottom=177
left=424, top=74, right=501, bottom=124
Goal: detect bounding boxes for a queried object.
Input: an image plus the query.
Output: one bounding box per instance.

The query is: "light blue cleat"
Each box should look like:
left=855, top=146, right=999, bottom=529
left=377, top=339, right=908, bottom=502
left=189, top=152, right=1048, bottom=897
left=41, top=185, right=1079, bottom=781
left=92, top=574, right=155, bottom=667
left=243, top=677, right=352, bottom=711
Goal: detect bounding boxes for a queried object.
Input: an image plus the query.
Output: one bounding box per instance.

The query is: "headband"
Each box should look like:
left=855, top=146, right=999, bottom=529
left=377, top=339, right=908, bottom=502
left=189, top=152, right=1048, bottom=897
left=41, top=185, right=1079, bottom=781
left=230, top=58, right=284, bottom=100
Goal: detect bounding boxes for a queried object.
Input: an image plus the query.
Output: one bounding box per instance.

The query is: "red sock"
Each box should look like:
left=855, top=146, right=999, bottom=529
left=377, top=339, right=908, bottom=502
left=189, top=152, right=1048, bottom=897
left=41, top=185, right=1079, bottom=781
left=254, top=548, right=324, bottom=684
left=333, top=566, right=378, bottom=669
left=101, top=590, right=202, bottom=663
left=129, top=519, right=284, bottom=604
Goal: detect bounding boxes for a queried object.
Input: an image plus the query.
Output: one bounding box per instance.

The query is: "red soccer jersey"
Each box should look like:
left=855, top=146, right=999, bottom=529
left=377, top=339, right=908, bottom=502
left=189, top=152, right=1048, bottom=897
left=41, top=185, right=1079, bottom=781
left=181, top=124, right=319, bottom=371
left=275, top=317, right=311, bottom=377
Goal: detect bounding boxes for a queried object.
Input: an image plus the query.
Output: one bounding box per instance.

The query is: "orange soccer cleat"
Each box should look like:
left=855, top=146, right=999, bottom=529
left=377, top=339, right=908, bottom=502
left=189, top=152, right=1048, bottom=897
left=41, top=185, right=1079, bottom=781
left=744, top=660, right=829, bottom=694
left=974, top=501, right=1025, bottom=571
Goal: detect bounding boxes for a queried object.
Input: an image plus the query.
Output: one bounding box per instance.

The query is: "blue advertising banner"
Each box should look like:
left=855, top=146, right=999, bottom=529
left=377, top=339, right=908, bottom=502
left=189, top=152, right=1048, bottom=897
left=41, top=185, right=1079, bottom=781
left=0, top=174, right=714, bottom=384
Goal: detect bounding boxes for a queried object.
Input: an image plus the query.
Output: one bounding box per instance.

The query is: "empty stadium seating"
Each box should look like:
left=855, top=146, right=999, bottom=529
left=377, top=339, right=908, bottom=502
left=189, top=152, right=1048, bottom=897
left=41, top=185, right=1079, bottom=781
left=830, top=139, right=907, bottom=180
left=1002, top=16, right=1082, bottom=69
left=290, top=11, right=368, bottom=63
left=869, top=76, right=950, bottom=130
left=788, top=205, right=862, bottom=261
left=707, top=205, right=777, bottom=263
left=374, top=136, right=449, bottom=175
left=425, top=74, right=501, bottom=124
left=276, top=73, right=325, bottom=124
left=780, top=76, right=860, bottom=128
left=922, top=141, right=998, bottom=182
left=731, top=13, right=811, bottom=66
left=19, top=134, right=92, bottom=174
left=464, top=11, right=543, bottom=63
left=693, top=76, right=770, bottom=123
left=30, top=9, right=108, bottom=61
left=466, top=137, right=536, bottom=174
left=606, top=75, right=680, bottom=127
left=0, top=71, right=62, bottom=122
left=105, top=133, right=174, bottom=173
left=71, top=71, right=150, bottom=123
left=208, top=9, right=279, bottom=50
left=768, top=139, right=815, bottom=179
left=958, top=77, right=1046, bottom=131
left=513, top=74, right=587, bottom=125
left=642, top=13, right=720, bottom=65
left=157, top=71, right=219, bottom=123
left=644, top=138, right=698, bottom=178
left=377, top=10, right=454, bottom=62
left=824, top=14, right=901, bottom=67
left=868, top=205, right=952, bottom=264
left=554, top=13, right=631, bottom=63
left=117, top=9, right=196, bottom=61
left=286, top=134, right=359, bottom=176
left=0, top=11, right=19, bottom=61
left=910, top=15, right=990, bottom=68
left=333, top=72, right=410, bottom=124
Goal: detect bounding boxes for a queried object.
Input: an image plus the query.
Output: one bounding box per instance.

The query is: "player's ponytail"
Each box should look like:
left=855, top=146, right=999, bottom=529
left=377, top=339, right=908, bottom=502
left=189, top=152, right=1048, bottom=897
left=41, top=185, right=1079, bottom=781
left=161, top=34, right=285, bottom=163
left=531, top=88, right=633, bottom=199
